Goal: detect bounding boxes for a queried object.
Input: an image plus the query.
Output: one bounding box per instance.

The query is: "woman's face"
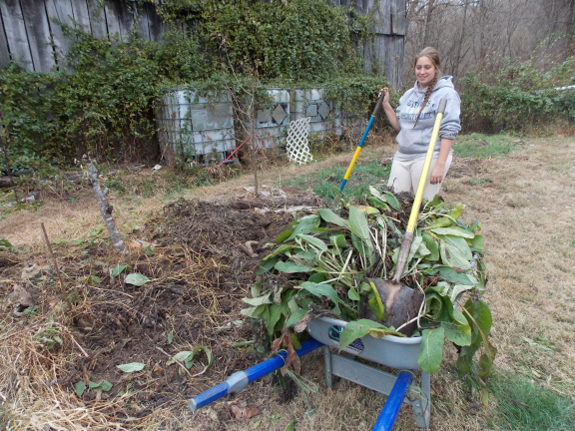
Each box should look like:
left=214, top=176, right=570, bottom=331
left=414, top=56, right=437, bottom=89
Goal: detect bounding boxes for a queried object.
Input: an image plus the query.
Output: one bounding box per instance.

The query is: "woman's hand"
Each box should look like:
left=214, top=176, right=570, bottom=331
left=430, top=164, right=444, bottom=184
left=380, top=87, right=390, bottom=106
left=380, top=87, right=399, bottom=132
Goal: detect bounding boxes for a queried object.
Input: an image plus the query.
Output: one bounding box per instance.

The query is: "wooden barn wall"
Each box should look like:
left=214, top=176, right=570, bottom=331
left=0, top=0, right=166, bottom=73
left=0, top=0, right=406, bottom=87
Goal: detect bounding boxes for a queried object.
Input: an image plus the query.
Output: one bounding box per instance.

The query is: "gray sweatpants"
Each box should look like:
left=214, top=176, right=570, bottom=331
left=387, top=154, right=453, bottom=201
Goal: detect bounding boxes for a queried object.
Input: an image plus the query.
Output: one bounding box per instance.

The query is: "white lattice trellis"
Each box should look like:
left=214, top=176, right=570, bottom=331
left=285, top=117, right=314, bottom=165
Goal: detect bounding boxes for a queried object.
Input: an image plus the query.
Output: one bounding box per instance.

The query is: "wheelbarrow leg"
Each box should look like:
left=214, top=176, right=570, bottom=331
left=323, top=345, right=333, bottom=389
left=408, top=371, right=431, bottom=429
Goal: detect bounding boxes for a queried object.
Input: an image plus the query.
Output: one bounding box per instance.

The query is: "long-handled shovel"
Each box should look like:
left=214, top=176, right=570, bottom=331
left=338, top=91, right=386, bottom=193
left=367, top=98, right=447, bottom=336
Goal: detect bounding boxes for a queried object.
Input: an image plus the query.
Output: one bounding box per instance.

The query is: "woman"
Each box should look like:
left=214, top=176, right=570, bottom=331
left=381, top=47, right=461, bottom=200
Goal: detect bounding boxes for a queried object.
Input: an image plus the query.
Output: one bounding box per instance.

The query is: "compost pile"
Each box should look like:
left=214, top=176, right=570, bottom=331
left=0, top=192, right=322, bottom=429
left=242, top=186, right=495, bottom=377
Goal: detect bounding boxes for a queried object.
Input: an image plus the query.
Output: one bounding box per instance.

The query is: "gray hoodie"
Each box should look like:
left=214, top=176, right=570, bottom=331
left=393, top=75, right=461, bottom=161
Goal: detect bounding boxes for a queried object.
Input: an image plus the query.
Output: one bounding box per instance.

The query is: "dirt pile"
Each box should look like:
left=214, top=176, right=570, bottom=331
left=0, top=192, right=321, bottom=428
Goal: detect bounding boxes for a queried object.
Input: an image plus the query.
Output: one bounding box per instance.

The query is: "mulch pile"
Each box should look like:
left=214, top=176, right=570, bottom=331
left=0, top=192, right=322, bottom=425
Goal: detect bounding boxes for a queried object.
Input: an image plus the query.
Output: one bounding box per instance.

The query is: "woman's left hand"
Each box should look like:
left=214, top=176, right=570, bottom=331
left=430, top=165, right=444, bottom=184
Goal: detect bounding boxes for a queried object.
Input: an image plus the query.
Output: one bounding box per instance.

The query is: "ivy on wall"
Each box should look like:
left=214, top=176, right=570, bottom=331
left=0, top=0, right=380, bottom=167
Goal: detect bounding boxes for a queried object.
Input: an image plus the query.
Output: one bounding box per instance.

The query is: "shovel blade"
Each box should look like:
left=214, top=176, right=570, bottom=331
left=362, top=278, right=424, bottom=337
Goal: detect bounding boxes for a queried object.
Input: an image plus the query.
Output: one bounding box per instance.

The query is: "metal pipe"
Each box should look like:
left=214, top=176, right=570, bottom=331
left=188, top=339, right=323, bottom=412
left=372, top=371, right=412, bottom=431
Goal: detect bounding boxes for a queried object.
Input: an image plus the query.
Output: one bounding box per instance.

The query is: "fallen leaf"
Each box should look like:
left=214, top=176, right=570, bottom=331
left=229, top=404, right=260, bottom=420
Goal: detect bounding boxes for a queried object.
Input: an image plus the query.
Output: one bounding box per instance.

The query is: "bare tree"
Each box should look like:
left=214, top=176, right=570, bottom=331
left=403, top=0, right=575, bottom=85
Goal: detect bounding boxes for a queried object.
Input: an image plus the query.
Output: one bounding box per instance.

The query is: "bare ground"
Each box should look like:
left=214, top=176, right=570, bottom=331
left=0, top=136, right=574, bottom=430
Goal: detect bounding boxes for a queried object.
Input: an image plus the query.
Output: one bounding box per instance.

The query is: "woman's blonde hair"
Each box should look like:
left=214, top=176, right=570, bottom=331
left=413, top=47, right=443, bottom=128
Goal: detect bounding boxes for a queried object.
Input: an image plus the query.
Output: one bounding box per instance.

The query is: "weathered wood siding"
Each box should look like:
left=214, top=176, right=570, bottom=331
left=0, top=0, right=165, bottom=73
left=0, top=0, right=405, bottom=86
left=327, top=0, right=406, bottom=88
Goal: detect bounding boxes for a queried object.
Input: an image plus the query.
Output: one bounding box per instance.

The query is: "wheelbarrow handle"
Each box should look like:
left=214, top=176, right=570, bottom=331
left=189, top=339, right=323, bottom=411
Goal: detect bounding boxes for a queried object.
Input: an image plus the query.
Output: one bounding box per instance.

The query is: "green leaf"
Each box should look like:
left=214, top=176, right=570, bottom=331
left=421, top=233, right=439, bottom=261
left=167, top=351, right=193, bottom=365
left=296, top=234, right=327, bottom=251
left=468, top=234, right=485, bottom=250
left=407, top=234, right=423, bottom=262
left=287, top=215, right=320, bottom=241
left=275, top=260, right=313, bottom=273
left=329, top=234, right=348, bottom=250
left=256, top=256, right=279, bottom=274
left=468, top=299, right=493, bottom=341
left=339, top=319, right=384, bottom=350
left=275, top=229, right=293, bottom=244
left=167, top=330, right=174, bottom=344
left=124, top=273, right=150, bottom=286
left=369, top=186, right=400, bottom=210
left=298, top=282, right=340, bottom=307
left=75, top=380, right=86, bottom=397
left=189, top=346, right=214, bottom=374
left=116, top=362, right=146, bottom=373
left=347, top=287, right=360, bottom=301
left=448, top=205, right=464, bottom=220
left=417, top=327, right=445, bottom=373
left=367, top=281, right=384, bottom=321
left=348, top=206, right=370, bottom=242
left=318, top=208, right=350, bottom=229
left=263, top=244, right=296, bottom=259
left=439, top=237, right=472, bottom=270
left=441, top=319, right=471, bottom=346
left=99, top=380, right=113, bottom=392
left=89, top=380, right=112, bottom=392
left=451, top=284, right=471, bottom=302
left=285, top=307, right=308, bottom=328
left=268, top=304, right=283, bottom=335
left=431, top=227, right=474, bottom=239
left=111, top=264, right=129, bottom=277
left=425, top=216, right=453, bottom=229
left=241, top=294, right=272, bottom=306
left=431, top=266, right=478, bottom=285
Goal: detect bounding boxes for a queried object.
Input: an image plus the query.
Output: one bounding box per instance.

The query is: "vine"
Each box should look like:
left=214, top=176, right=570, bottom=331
left=0, top=0, right=380, bottom=169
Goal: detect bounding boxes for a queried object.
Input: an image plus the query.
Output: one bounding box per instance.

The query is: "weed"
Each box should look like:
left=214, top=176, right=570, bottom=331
left=468, top=178, right=493, bottom=185
left=0, top=238, right=13, bottom=251
left=104, top=178, right=127, bottom=194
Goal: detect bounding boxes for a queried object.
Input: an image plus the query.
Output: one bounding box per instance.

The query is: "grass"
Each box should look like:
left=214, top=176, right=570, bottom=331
left=1, top=133, right=575, bottom=430
left=486, top=370, right=575, bottom=431
left=454, top=133, right=521, bottom=158
left=283, top=159, right=392, bottom=203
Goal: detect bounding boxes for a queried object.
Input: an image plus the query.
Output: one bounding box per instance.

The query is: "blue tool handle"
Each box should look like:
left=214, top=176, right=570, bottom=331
left=244, top=354, right=286, bottom=382
left=188, top=339, right=323, bottom=412
left=372, top=371, right=412, bottom=431
left=296, top=338, right=323, bottom=356
left=244, top=339, right=322, bottom=381
left=189, top=381, right=230, bottom=411
left=358, top=116, right=376, bottom=149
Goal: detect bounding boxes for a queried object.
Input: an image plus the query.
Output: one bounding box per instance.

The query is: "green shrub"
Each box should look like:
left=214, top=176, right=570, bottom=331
left=460, top=58, right=575, bottom=133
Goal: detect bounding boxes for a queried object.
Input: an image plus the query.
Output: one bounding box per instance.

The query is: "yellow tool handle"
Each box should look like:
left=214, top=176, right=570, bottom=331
left=406, top=98, right=447, bottom=234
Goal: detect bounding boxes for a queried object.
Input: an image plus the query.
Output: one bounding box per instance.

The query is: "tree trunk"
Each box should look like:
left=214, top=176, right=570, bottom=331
left=87, top=161, right=128, bottom=254
left=422, top=0, right=436, bottom=47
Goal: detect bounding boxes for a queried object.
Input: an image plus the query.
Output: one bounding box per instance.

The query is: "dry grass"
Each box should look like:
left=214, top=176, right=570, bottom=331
left=1, top=136, right=574, bottom=430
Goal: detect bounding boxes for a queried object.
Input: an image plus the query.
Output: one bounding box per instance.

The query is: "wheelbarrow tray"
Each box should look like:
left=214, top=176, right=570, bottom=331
left=307, top=316, right=422, bottom=370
